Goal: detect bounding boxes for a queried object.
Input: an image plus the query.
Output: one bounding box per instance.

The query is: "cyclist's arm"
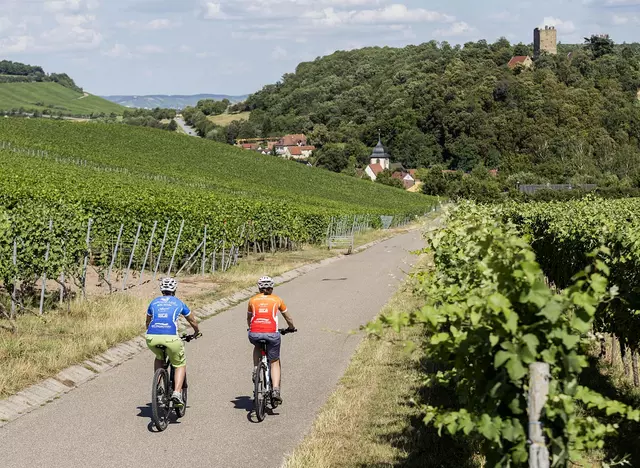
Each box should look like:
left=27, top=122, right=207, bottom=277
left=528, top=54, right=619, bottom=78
left=145, top=304, right=152, bottom=329
left=247, top=302, right=253, bottom=328
left=281, top=311, right=295, bottom=330
left=185, top=312, right=200, bottom=335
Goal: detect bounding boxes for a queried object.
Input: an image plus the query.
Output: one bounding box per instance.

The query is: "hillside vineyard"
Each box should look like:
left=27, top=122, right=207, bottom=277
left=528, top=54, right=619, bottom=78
left=0, top=118, right=434, bottom=315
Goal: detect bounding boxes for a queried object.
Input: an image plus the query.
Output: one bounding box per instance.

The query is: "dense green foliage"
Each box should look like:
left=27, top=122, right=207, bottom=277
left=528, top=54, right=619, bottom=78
left=369, top=203, right=639, bottom=465
left=0, top=118, right=433, bottom=319
left=0, top=60, right=82, bottom=93
left=0, top=118, right=430, bottom=214
left=240, top=36, right=640, bottom=183
left=0, top=82, right=125, bottom=117
left=506, top=198, right=640, bottom=358
left=122, top=107, right=177, bottom=131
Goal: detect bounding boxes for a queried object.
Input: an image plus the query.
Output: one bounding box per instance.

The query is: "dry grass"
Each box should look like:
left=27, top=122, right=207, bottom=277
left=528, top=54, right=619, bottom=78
left=207, top=111, right=251, bottom=126
left=0, top=223, right=420, bottom=399
left=283, top=254, right=483, bottom=468
left=0, top=294, right=146, bottom=398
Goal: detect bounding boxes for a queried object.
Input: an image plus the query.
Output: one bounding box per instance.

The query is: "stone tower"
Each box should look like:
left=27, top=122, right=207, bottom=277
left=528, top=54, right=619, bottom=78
left=534, top=26, right=557, bottom=56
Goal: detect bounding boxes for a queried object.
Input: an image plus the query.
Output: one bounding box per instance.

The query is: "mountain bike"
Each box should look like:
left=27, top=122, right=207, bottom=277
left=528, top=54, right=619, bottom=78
left=151, top=333, right=201, bottom=432
left=253, top=327, right=297, bottom=422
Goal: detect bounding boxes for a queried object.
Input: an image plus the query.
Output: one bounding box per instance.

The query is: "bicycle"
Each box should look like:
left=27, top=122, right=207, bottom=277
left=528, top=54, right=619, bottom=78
left=151, top=333, right=201, bottom=432
left=253, top=327, right=297, bottom=422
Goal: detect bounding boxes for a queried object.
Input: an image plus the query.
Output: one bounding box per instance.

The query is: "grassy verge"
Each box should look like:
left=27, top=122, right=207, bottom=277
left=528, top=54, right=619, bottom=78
left=283, top=254, right=483, bottom=468
left=0, top=223, right=420, bottom=399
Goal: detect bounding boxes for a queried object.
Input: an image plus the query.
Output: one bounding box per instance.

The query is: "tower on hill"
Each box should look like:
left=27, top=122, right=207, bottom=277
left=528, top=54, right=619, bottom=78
left=534, top=26, right=557, bottom=56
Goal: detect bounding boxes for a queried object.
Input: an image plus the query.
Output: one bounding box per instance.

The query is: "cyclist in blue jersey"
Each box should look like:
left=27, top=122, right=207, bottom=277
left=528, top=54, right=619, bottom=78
left=146, top=277, right=200, bottom=408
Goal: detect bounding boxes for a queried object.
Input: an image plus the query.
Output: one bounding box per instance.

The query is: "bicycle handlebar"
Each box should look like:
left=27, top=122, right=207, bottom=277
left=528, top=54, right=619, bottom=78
left=279, top=327, right=298, bottom=335
left=181, top=332, right=202, bottom=342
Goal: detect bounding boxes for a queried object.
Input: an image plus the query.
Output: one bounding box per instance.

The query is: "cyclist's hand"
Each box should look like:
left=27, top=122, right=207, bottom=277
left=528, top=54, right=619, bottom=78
left=287, top=327, right=297, bottom=333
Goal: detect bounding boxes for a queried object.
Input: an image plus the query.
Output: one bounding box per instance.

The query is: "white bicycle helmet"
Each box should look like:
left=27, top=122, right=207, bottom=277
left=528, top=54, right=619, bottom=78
left=160, top=277, right=178, bottom=293
left=257, top=276, right=274, bottom=290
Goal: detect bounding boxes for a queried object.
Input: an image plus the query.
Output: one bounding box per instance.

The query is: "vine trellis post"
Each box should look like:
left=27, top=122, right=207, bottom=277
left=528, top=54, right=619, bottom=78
left=167, top=219, right=184, bottom=276
left=122, top=223, right=141, bottom=290
left=528, top=362, right=550, bottom=468
left=81, top=218, right=93, bottom=300
left=138, top=220, right=158, bottom=286
left=153, top=220, right=171, bottom=281
left=38, top=219, right=53, bottom=315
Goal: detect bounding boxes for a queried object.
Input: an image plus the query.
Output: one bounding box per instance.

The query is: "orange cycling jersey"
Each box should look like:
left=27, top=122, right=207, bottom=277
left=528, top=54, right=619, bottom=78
left=248, top=293, right=287, bottom=333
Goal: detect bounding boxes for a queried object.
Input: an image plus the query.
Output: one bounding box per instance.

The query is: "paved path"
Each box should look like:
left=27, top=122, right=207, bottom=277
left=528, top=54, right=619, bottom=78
left=175, top=116, right=199, bottom=137
left=1, top=231, right=423, bottom=468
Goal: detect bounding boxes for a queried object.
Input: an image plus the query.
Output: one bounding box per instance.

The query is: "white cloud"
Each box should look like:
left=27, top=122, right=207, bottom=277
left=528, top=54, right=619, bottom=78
left=44, top=0, right=98, bottom=12
left=305, top=5, right=455, bottom=27
left=137, top=44, right=164, bottom=54
left=434, top=21, right=473, bottom=37
left=0, top=35, right=35, bottom=53
left=541, top=16, right=576, bottom=34
left=103, top=43, right=134, bottom=59
left=116, top=18, right=180, bottom=30
left=271, top=46, right=287, bottom=59
left=203, top=2, right=230, bottom=19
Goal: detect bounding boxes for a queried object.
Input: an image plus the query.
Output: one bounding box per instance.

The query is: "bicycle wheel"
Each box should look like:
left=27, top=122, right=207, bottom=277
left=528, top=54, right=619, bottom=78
left=175, top=373, right=187, bottom=419
left=254, top=364, right=267, bottom=422
left=151, top=368, right=170, bottom=431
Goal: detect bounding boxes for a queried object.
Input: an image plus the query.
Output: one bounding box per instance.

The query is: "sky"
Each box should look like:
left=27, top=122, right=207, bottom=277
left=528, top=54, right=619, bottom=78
left=1, top=0, right=639, bottom=96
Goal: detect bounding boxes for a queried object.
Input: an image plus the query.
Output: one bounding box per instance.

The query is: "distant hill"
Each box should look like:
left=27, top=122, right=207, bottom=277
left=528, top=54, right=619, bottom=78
left=101, top=94, right=248, bottom=109
left=0, top=60, right=125, bottom=117
left=0, top=82, right=125, bottom=116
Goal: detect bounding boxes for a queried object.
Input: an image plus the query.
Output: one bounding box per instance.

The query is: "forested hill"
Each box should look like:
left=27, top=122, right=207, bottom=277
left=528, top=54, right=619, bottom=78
left=0, top=60, right=82, bottom=93
left=242, top=37, right=640, bottom=183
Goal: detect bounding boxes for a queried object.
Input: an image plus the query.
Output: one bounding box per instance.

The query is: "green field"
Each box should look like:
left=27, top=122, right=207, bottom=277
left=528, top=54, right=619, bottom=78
left=0, top=82, right=125, bottom=116
left=0, top=118, right=434, bottom=296
left=207, top=111, right=251, bottom=126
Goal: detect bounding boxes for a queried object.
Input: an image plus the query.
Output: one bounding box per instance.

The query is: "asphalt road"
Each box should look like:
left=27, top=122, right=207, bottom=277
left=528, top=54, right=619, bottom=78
left=175, top=116, right=199, bottom=137
left=1, top=231, right=423, bottom=468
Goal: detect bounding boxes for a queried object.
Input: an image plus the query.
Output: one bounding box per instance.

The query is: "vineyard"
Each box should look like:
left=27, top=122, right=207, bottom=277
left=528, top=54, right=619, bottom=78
left=371, top=200, right=640, bottom=466
left=0, top=118, right=434, bottom=327
left=0, top=82, right=125, bottom=116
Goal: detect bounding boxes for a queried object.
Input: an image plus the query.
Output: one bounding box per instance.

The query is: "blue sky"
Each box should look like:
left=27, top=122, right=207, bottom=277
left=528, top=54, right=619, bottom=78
left=1, top=0, right=639, bottom=96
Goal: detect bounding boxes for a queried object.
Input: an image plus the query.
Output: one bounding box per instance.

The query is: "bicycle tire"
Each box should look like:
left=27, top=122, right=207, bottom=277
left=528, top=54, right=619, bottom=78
left=175, top=373, right=187, bottom=419
left=254, top=364, right=267, bottom=422
left=151, top=368, right=170, bottom=431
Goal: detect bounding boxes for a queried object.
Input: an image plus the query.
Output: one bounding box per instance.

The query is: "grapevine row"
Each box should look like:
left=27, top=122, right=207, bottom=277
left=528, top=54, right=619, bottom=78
left=369, top=203, right=639, bottom=466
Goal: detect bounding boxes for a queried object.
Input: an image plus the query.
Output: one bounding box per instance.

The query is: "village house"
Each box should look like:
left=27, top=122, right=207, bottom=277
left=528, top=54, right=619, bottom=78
left=392, top=171, right=416, bottom=189
left=507, top=55, right=533, bottom=70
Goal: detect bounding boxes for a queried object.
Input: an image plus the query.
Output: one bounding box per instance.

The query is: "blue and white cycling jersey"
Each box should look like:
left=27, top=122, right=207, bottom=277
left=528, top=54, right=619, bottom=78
left=146, top=296, right=191, bottom=335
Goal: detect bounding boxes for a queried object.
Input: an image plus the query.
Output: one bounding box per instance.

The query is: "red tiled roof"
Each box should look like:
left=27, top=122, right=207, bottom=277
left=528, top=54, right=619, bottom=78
left=368, top=163, right=384, bottom=176
left=299, top=146, right=316, bottom=151
left=391, top=172, right=405, bottom=180
left=508, top=56, right=530, bottom=68
left=408, top=169, right=417, bottom=177
left=288, top=146, right=303, bottom=156
left=281, top=134, right=307, bottom=146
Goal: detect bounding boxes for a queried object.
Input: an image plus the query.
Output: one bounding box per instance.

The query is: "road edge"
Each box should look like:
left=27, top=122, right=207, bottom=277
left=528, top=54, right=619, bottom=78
left=0, top=229, right=417, bottom=428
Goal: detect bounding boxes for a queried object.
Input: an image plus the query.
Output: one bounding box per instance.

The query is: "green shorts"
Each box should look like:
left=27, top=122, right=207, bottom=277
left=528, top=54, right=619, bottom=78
left=146, top=334, right=186, bottom=368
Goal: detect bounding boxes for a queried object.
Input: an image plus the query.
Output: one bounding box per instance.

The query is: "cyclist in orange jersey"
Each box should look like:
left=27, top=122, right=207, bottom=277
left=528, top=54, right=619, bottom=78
left=247, top=276, right=296, bottom=405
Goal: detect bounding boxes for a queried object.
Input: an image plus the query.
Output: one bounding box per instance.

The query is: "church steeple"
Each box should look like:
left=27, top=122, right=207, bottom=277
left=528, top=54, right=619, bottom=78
left=370, top=131, right=390, bottom=170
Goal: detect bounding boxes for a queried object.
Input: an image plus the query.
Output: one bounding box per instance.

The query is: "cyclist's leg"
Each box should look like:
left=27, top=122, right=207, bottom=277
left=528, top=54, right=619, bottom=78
left=145, top=335, right=167, bottom=372
left=164, top=336, right=187, bottom=392
left=266, top=334, right=282, bottom=389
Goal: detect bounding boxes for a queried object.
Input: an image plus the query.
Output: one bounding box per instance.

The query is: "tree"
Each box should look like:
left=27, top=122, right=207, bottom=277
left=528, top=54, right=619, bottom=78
left=314, top=144, right=349, bottom=173
left=584, top=35, right=615, bottom=59
left=376, top=170, right=404, bottom=189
